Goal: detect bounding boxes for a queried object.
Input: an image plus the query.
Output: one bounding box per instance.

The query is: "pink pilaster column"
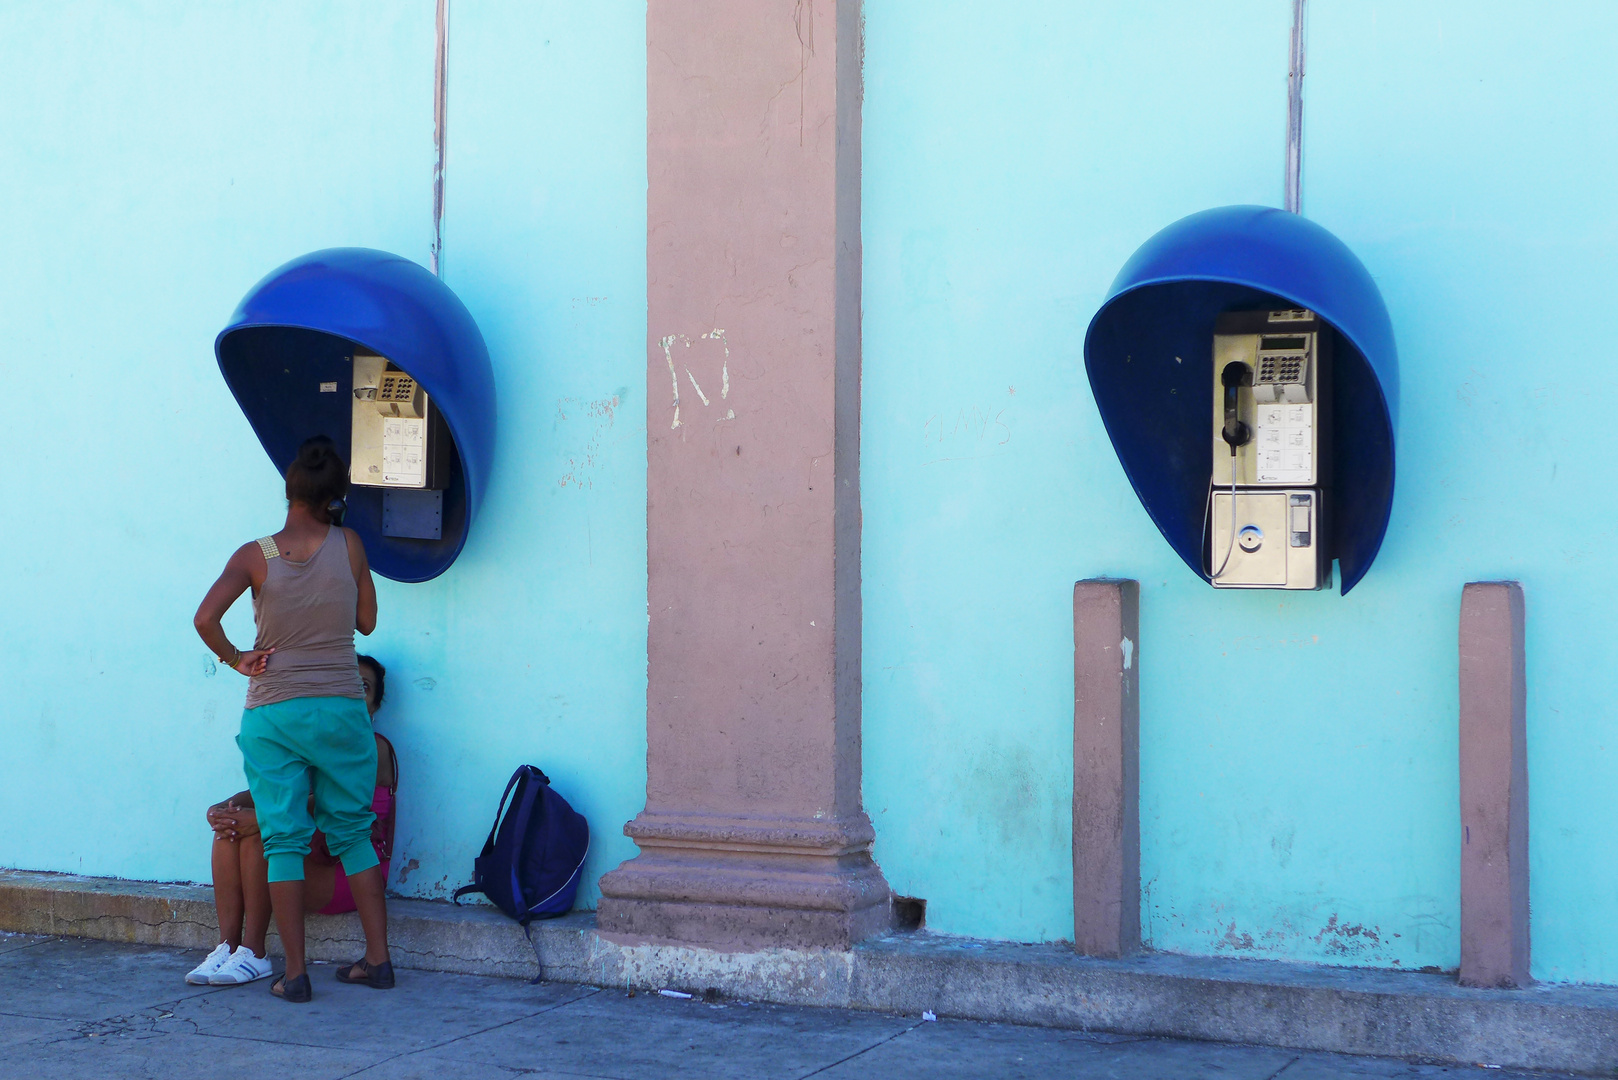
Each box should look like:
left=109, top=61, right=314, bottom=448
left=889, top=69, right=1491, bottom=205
left=1458, top=582, right=1530, bottom=987
left=1072, top=580, right=1141, bottom=958
left=595, top=0, right=891, bottom=949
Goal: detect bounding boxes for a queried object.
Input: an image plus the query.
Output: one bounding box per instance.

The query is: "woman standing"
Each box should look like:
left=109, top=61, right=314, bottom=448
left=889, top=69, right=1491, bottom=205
left=193, top=436, right=393, bottom=1003
left=188, top=654, right=399, bottom=988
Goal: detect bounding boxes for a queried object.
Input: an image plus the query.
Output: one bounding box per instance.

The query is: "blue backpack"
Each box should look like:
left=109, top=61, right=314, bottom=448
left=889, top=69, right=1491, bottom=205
left=453, top=765, right=589, bottom=926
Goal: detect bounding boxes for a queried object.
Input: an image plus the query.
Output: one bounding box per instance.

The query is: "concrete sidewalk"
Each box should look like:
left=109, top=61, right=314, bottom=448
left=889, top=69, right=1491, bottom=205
left=0, top=933, right=1575, bottom=1080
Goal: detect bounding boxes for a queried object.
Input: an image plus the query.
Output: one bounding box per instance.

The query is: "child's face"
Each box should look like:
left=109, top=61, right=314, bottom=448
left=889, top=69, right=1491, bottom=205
left=359, top=664, right=381, bottom=717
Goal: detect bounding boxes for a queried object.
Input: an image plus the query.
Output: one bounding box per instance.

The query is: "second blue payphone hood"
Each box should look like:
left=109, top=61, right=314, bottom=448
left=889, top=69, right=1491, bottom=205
left=215, top=248, right=496, bottom=583
left=1083, top=206, right=1398, bottom=594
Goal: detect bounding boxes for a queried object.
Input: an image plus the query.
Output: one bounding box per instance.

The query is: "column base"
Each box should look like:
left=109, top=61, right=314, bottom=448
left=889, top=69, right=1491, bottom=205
left=596, top=812, right=894, bottom=950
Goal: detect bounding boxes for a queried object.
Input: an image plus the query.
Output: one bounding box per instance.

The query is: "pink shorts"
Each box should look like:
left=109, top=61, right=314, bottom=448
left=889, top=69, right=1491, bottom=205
left=317, top=856, right=390, bottom=916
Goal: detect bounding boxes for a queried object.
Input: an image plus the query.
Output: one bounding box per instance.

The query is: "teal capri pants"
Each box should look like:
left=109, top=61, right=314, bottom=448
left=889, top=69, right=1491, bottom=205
left=238, top=696, right=379, bottom=884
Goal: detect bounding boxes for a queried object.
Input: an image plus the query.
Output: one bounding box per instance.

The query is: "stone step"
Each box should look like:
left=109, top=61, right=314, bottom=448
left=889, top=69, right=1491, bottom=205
left=0, top=868, right=536, bottom=979
left=4, top=869, right=1615, bottom=1075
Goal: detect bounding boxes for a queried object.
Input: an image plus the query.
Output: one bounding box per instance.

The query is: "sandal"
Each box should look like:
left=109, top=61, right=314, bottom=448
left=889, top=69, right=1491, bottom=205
left=270, top=972, right=312, bottom=1003
left=336, top=957, right=395, bottom=989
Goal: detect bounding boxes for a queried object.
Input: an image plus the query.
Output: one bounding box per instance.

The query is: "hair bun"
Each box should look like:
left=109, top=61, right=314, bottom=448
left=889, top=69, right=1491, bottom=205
left=285, top=435, right=349, bottom=513
left=297, top=435, right=337, bottom=467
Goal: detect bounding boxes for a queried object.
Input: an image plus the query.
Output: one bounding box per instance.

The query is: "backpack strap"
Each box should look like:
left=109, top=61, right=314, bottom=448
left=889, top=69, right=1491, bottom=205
left=503, top=773, right=546, bottom=920
left=452, top=768, right=528, bottom=906
left=485, top=768, right=525, bottom=851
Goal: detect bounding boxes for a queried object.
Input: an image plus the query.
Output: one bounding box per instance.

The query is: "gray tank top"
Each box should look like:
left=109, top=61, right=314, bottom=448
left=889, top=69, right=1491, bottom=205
left=244, top=526, right=365, bottom=709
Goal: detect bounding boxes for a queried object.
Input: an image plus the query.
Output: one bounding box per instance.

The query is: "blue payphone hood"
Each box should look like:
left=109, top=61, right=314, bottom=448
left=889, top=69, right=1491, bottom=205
left=1083, top=206, right=1398, bottom=594
left=215, top=248, right=496, bottom=583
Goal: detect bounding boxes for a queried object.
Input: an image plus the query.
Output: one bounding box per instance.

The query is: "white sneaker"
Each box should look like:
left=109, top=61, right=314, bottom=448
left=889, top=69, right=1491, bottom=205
left=185, top=942, right=233, bottom=985
left=209, top=945, right=273, bottom=985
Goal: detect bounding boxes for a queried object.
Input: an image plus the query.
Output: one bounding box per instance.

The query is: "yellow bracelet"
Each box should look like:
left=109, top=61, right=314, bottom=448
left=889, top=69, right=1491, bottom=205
left=219, top=646, right=242, bottom=670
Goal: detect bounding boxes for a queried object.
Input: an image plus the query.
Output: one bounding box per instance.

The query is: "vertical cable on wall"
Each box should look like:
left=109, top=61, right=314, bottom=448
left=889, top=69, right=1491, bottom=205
left=431, top=0, right=449, bottom=275
left=1284, top=0, right=1306, bottom=214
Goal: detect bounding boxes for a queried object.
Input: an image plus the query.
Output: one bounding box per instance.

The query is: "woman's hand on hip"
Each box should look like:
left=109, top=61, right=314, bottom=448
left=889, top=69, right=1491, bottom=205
left=233, top=648, right=274, bottom=677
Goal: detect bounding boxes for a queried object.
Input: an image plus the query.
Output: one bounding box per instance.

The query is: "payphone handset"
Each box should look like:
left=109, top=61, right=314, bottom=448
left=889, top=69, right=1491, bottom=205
left=1206, top=309, right=1331, bottom=590
left=350, top=352, right=452, bottom=491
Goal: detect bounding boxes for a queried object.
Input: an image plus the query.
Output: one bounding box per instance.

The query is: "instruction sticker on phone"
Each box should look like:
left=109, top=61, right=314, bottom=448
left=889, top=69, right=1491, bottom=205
left=382, top=418, right=426, bottom=485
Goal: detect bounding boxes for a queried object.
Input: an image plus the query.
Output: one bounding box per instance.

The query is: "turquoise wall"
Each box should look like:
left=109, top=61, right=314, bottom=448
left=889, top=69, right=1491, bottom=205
left=6, top=0, right=1616, bottom=988
left=1306, top=0, right=1618, bottom=986
left=0, top=1, right=647, bottom=908
left=861, top=0, right=1618, bottom=983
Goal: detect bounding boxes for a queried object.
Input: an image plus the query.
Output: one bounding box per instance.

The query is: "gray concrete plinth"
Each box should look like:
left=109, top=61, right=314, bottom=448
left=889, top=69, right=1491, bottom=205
left=5, top=869, right=1617, bottom=1075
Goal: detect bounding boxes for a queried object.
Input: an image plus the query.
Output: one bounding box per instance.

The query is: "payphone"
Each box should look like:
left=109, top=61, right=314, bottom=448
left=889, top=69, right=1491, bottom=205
left=1206, top=309, right=1331, bottom=590
left=216, top=246, right=497, bottom=582
left=349, top=351, right=453, bottom=540
left=1083, top=206, right=1397, bottom=595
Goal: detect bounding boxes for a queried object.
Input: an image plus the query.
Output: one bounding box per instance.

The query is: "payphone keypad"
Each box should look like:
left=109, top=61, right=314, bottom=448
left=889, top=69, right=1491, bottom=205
left=377, top=373, right=417, bottom=403
left=1258, top=356, right=1305, bottom=383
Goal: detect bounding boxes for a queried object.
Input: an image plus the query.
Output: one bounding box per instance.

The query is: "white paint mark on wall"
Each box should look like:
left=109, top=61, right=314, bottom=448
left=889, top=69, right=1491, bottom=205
left=660, top=329, right=736, bottom=426
left=660, top=335, right=681, bottom=428
left=685, top=368, right=710, bottom=406
left=1120, top=637, right=1134, bottom=670
left=702, top=328, right=731, bottom=400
